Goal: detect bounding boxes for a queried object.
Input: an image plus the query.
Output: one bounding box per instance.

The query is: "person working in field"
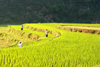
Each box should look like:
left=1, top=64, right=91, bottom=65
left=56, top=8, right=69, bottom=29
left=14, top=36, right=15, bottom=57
left=45, top=29, right=48, bottom=37
left=21, top=25, right=23, bottom=31
left=19, top=41, right=22, bottom=47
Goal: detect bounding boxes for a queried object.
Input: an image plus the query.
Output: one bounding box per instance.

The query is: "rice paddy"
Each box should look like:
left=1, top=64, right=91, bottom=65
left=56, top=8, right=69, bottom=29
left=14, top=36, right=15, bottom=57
left=0, top=23, right=100, bottom=67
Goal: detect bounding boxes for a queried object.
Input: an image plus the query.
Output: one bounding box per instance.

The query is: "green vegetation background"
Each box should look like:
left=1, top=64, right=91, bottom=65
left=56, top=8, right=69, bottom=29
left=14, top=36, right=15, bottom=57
left=0, top=0, right=100, bottom=24
left=0, top=23, right=100, bottom=67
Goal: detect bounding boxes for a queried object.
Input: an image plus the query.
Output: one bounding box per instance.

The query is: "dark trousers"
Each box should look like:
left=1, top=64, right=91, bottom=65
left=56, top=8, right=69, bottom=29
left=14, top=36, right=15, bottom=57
left=46, top=34, right=48, bottom=37
left=21, top=28, right=23, bottom=30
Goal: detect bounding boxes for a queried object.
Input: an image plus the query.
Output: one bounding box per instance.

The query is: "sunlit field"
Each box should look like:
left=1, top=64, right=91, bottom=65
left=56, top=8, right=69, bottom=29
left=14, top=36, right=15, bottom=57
left=0, top=23, right=100, bottom=67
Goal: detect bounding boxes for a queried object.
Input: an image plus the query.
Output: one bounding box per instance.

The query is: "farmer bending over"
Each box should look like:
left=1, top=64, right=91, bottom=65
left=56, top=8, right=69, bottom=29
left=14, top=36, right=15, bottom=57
left=19, top=41, right=22, bottom=47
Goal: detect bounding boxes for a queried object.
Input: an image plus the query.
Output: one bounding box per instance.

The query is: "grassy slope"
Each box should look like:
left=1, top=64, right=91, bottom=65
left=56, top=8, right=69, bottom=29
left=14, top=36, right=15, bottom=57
left=0, top=23, right=100, bottom=67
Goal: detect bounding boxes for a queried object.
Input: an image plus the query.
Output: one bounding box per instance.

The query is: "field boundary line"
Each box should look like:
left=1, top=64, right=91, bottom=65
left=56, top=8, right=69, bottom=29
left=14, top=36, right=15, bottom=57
left=1, top=24, right=61, bottom=51
left=55, top=25, right=100, bottom=34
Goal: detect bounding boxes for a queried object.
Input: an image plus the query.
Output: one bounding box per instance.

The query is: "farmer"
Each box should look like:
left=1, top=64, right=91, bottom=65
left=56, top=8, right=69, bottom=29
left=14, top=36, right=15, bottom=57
left=21, top=25, right=23, bottom=31
left=19, top=41, right=22, bottom=47
left=45, top=29, right=48, bottom=37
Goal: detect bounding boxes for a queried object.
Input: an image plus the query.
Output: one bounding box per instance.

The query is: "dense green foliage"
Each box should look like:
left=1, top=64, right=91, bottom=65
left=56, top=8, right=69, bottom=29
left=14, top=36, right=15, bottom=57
left=0, top=0, right=100, bottom=24
left=0, top=23, right=100, bottom=67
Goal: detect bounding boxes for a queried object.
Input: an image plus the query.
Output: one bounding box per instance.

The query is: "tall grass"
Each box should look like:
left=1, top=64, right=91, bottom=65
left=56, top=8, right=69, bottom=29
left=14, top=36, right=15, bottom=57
left=0, top=23, right=100, bottom=67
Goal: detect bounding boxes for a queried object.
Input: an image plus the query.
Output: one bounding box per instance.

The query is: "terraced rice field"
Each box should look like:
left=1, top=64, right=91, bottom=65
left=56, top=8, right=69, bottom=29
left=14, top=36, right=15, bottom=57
left=0, top=23, right=100, bottom=67
left=63, top=25, right=100, bottom=30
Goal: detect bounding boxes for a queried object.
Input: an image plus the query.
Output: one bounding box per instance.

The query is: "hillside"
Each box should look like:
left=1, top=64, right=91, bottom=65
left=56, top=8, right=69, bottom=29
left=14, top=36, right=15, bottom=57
left=0, top=0, right=100, bottom=24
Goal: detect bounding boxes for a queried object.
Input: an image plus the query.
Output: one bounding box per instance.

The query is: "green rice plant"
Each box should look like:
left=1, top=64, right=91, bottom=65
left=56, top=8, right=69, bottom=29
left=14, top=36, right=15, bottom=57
left=0, top=23, right=100, bottom=67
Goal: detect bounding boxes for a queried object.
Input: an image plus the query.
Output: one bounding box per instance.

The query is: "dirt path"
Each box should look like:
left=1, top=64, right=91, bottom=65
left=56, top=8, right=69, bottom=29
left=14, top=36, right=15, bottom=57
left=63, top=26, right=100, bottom=30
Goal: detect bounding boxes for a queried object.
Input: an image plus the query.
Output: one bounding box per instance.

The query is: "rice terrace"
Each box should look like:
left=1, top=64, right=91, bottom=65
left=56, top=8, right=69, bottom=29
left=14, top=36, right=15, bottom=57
left=0, top=23, right=100, bottom=67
